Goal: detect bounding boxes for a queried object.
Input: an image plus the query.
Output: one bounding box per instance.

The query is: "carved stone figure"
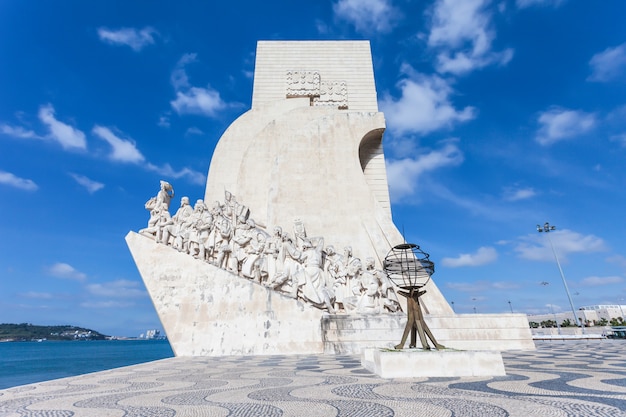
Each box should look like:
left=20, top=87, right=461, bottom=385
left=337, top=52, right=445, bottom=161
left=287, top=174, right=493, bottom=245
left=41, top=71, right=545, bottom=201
left=272, top=233, right=302, bottom=298
left=213, top=218, right=233, bottom=270
left=187, top=200, right=212, bottom=259
left=324, top=246, right=348, bottom=312
left=141, top=180, right=175, bottom=239
left=376, top=265, right=401, bottom=313
left=140, top=202, right=172, bottom=243
left=240, top=228, right=266, bottom=283
left=231, top=216, right=254, bottom=274
left=342, top=258, right=363, bottom=312
left=265, top=226, right=284, bottom=284
left=293, top=219, right=307, bottom=248
left=157, top=181, right=174, bottom=209
left=168, top=197, right=193, bottom=251
left=355, top=258, right=381, bottom=314
left=298, top=237, right=335, bottom=313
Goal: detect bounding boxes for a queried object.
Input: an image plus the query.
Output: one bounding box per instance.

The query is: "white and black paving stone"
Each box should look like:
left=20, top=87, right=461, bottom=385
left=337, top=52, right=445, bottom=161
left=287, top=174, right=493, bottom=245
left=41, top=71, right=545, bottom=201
left=1, top=340, right=625, bottom=416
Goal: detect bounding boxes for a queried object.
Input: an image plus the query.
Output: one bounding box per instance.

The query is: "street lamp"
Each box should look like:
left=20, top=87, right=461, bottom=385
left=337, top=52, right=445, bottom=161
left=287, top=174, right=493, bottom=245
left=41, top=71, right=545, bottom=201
left=537, top=222, right=581, bottom=328
left=472, top=297, right=477, bottom=314
left=451, top=301, right=456, bottom=313
left=508, top=300, right=513, bottom=313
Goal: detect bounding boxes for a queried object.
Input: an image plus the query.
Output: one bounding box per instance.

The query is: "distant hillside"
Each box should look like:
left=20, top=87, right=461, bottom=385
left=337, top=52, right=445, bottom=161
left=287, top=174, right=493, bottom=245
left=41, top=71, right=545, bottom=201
left=0, top=323, right=108, bottom=341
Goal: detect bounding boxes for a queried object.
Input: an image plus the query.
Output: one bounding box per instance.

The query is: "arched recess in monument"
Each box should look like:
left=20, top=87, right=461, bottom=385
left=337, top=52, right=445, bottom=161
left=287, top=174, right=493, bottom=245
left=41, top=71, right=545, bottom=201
left=358, top=128, right=391, bottom=215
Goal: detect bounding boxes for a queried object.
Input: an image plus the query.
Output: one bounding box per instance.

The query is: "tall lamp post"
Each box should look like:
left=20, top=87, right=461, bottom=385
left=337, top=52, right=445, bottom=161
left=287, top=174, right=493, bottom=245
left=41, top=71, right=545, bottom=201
left=537, top=222, right=582, bottom=328
left=508, top=300, right=513, bottom=313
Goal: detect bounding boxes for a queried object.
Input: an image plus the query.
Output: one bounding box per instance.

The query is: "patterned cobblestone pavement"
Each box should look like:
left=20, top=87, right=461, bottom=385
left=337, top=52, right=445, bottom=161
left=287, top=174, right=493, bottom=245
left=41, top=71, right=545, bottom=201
left=1, top=340, right=625, bottom=416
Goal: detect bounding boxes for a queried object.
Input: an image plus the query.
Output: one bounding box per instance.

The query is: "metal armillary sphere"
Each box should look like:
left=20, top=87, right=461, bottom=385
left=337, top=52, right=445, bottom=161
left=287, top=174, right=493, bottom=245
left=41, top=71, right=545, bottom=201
left=384, top=243, right=445, bottom=351
left=383, top=243, right=434, bottom=290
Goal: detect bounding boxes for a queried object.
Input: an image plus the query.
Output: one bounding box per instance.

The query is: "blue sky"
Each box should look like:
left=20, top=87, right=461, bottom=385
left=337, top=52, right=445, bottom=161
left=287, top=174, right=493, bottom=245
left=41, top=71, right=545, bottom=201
left=1, top=0, right=625, bottom=337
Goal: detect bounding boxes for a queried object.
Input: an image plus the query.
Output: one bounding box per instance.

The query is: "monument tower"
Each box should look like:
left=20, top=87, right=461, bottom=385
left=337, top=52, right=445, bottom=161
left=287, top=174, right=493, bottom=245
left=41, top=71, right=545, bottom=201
left=127, top=41, right=534, bottom=356
left=204, top=40, right=452, bottom=314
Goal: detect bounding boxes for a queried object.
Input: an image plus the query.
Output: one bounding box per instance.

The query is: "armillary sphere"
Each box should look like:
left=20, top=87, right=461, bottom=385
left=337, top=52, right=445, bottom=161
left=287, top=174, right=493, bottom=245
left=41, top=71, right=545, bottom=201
left=383, top=243, right=445, bottom=350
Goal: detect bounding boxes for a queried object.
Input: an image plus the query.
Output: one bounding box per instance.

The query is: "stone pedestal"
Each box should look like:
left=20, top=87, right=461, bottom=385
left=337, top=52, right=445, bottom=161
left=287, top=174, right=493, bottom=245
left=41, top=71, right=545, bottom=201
left=362, top=348, right=506, bottom=378
left=322, top=314, right=535, bottom=354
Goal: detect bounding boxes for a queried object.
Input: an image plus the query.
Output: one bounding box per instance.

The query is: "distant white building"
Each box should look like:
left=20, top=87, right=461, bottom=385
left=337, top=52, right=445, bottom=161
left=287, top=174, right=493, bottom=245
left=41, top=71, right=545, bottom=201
left=528, top=304, right=625, bottom=327
left=143, top=329, right=161, bottom=339
left=579, top=305, right=626, bottom=322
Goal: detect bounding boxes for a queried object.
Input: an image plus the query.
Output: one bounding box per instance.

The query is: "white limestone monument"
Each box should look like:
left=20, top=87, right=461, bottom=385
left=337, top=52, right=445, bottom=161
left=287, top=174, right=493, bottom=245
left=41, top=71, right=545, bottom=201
left=127, top=41, right=534, bottom=357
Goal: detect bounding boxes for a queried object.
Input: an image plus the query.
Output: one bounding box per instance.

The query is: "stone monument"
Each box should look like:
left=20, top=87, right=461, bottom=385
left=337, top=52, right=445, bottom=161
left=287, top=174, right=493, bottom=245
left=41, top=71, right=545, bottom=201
left=127, top=41, right=534, bottom=357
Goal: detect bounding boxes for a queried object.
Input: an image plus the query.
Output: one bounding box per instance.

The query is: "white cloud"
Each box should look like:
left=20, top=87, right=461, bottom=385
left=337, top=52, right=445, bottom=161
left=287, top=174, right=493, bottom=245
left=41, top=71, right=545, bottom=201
left=610, top=133, right=626, bottom=147
left=0, top=124, right=43, bottom=140
left=492, top=281, right=521, bottom=290
left=544, top=303, right=563, bottom=313
left=427, top=0, right=513, bottom=75
left=386, top=140, right=463, bottom=200
left=38, top=104, right=87, bottom=150
left=47, top=262, right=87, bottom=282
left=170, top=87, right=227, bottom=117
left=170, top=53, right=197, bottom=90
left=436, top=47, right=513, bottom=75
left=69, top=173, right=104, bottom=194
left=580, top=275, right=624, bottom=286
left=607, top=255, right=626, bottom=269
left=0, top=170, right=38, bottom=191
left=315, top=19, right=331, bottom=35
left=333, top=0, right=401, bottom=34
left=380, top=69, right=476, bottom=135
left=92, top=125, right=145, bottom=163
left=86, top=279, right=146, bottom=298
left=157, top=115, right=171, bottom=128
left=445, top=280, right=514, bottom=292
left=422, top=180, right=523, bottom=220
left=90, top=125, right=203, bottom=185
left=535, top=107, right=596, bottom=146
left=502, top=185, right=536, bottom=201
left=446, top=282, right=483, bottom=292
left=80, top=300, right=135, bottom=309
left=442, top=246, right=498, bottom=267
left=588, top=43, right=626, bottom=82
left=97, top=26, right=158, bottom=51
left=146, top=163, right=206, bottom=186
left=515, top=229, right=606, bottom=262
left=169, top=53, right=229, bottom=117
left=516, top=0, right=566, bottom=9
left=21, top=291, right=53, bottom=299
left=185, top=127, right=204, bottom=136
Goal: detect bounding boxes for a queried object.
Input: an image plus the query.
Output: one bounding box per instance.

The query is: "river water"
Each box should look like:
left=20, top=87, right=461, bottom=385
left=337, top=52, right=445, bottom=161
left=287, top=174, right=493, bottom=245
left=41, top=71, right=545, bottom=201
left=0, top=339, right=174, bottom=389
